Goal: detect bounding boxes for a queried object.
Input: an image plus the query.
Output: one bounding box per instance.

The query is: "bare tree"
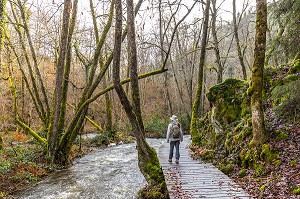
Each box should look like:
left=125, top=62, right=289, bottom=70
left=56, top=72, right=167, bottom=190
left=233, top=0, right=247, bottom=80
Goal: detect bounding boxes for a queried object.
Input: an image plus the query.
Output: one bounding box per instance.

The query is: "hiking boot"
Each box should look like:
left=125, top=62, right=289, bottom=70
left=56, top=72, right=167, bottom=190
left=175, top=159, right=179, bottom=164
left=168, top=159, right=172, bottom=163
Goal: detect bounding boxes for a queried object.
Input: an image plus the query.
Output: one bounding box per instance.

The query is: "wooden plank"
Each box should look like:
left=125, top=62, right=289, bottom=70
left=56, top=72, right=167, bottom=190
left=158, top=135, right=250, bottom=199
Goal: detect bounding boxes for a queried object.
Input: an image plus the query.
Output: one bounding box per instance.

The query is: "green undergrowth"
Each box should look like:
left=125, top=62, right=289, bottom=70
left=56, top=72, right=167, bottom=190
left=144, top=114, right=190, bottom=138
left=0, top=141, right=60, bottom=197
left=191, top=64, right=300, bottom=197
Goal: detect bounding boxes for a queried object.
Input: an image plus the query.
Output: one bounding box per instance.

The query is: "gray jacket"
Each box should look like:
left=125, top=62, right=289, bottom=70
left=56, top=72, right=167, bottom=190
left=166, top=121, right=183, bottom=142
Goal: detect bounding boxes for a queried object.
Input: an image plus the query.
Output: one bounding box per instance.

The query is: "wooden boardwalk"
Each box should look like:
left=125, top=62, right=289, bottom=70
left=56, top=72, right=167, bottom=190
left=158, top=135, right=250, bottom=198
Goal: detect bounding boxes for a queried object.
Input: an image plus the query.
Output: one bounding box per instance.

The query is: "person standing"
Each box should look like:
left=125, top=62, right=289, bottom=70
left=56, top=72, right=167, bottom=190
left=166, top=115, right=183, bottom=164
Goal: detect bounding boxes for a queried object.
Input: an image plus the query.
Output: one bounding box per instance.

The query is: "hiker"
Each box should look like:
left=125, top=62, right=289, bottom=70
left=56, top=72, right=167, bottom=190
left=166, top=115, right=183, bottom=164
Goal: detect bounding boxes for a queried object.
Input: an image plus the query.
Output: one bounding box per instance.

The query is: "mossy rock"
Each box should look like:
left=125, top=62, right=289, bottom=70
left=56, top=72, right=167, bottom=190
left=238, top=169, right=247, bottom=178
left=260, top=144, right=279, bottom=164
left=254, top=163, right=268, bottom=176
left=275, top=130, right=288, bottom=141
left=239, top=148, right=258, bottom=168
left=221, top=164, right=233, bottom=175
left=207, top=78, right=250, bottom=126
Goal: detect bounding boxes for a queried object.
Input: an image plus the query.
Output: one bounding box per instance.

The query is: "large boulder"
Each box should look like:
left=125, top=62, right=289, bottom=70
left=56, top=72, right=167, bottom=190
left=207, top=78, right=250, bottom=129
left=193, top=78, right=250, bottom=148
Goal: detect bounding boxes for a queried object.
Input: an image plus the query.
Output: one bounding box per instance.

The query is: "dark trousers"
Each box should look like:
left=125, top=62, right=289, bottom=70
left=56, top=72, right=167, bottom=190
left=169, top=140, right=180, bottom=160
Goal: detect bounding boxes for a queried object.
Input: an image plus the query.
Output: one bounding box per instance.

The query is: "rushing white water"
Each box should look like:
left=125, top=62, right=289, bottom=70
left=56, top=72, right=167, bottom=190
left=15, top=138, right=165, bottom=199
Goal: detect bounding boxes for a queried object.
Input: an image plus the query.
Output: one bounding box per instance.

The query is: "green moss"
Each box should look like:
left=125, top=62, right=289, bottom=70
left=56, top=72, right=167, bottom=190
left=293, top=188, right=300, bottom=195
left=138, top=147, right=169, bottom=199
left=220, top=163, right=233, bottom=175
left=260, top=183, right=269, bottom=192
left=288, top=59, right=300, bottom=74
left=238, top=169, right=247, bottom=178
left=272, top=159, right=281, bottom=166
left=199, top=149, right=215, bottom=160
left=260, top=144, right=279, bottom=163
left=275, top=130, right=289, bottom=141
left=254, top=163, right=268, bottom=176
left=207, top=78, right=249, bottom=125
left=289, top=160, right=297, bottom=167
left=138, top=182, right=168, bottom=199
left=283, top=74, right=298, bottom=84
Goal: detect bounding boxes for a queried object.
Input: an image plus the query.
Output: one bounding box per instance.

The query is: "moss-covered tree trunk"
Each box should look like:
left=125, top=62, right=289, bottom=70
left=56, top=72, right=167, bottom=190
left=0, top=0, right=6, bottom=72
left=190, top=0, right=210, bottom=144
left=48, top=0, right=74, bottom=162
left=113, top=0, right=168, bottom=197
left=249, top=0, right=267, bottom=146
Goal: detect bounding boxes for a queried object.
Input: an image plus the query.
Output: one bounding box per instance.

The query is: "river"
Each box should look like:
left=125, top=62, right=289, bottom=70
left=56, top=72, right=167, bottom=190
left=15, top=138, right=165, bottom=199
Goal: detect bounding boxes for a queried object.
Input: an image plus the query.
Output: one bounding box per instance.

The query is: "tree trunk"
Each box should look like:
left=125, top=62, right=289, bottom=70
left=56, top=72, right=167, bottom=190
left=249, top=0, right=267, bottom=146
left=233, top=0, right=247, bottom=80
left=48, top=0, right=73, bottom=161
left=211, top=0, right=223, bottom=83
left=190, top=0, right=210, bottom=144
left=0, top=0, right=6, bottom=72
left=113, top=0, right=168, bottom=197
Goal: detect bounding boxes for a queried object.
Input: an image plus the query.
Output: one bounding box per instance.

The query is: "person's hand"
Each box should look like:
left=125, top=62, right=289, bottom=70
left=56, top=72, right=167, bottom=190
left=167, top=140, right=169, bottom=143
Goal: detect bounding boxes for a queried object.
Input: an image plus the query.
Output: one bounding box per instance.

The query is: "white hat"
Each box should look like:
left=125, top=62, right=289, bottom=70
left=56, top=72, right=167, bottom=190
left=170, top=115, right=178, bottom=121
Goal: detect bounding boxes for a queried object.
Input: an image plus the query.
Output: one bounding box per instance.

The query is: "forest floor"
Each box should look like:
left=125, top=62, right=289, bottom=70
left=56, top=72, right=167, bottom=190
left=228, top=123, right=300, bottom=198
left=191, top=122, right=300, bottom=198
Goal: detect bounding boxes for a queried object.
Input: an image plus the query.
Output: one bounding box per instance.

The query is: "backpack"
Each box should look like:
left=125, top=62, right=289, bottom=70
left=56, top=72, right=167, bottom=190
left=171, top=123, right=180, bottom=139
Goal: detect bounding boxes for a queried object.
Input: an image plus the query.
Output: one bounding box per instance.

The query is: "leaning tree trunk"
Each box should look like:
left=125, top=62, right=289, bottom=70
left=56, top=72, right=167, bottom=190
left=190, top=0, right=210, bottom=145
left=248, top=0, right=267, bottom=146
left=113, top=0, right=168, bottom=197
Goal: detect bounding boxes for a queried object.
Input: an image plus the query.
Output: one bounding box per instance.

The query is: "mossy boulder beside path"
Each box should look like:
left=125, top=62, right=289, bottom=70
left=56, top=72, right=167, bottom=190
left=192, top=78, right=250, bottom=148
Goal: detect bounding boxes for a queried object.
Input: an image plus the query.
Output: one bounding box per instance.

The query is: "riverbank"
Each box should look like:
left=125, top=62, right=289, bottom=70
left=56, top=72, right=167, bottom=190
left=0, top=130, right=136, bottom=198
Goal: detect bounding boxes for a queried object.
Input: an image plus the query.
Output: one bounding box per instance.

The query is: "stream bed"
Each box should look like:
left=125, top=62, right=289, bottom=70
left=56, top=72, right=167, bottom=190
left=15, top=138, right=165, bottom=199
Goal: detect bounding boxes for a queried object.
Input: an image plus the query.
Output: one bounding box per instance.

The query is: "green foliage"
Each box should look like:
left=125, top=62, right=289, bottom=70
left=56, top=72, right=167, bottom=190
left=87, top=131, right=116, bottom=146
left=270, top=0, right=300, bottom=60
left=144, top=116, right=169, bottom=137
left=271, top=80, right=300, bottom=124
left=0, top=160, right=12, bottom=173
